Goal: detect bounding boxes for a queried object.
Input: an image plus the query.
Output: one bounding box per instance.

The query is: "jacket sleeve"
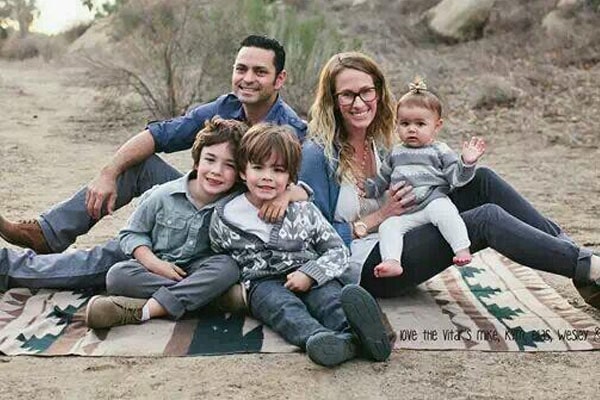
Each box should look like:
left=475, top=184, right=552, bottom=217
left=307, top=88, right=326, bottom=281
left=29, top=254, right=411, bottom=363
left=365, top=152, right=393, bottom=198
left=297, top=203, right=349, bottom=286
left=299, top=140, right=353, bottom=247
left=437, top=142, right=476, bottom=189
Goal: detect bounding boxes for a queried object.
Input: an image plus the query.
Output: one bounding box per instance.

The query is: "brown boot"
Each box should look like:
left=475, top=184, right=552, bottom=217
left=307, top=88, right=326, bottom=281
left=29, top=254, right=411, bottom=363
left=85, top=295, right=146, bottom=329
left=0, top=215, right=52, bottom=254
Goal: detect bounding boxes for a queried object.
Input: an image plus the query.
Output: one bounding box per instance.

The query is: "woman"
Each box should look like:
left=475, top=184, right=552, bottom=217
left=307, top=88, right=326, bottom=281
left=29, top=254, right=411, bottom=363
left=299, top=52, right=600, bottom=308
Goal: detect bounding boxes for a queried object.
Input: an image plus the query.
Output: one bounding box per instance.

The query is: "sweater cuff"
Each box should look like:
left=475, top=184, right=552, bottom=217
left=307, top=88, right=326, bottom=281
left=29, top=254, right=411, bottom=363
left=299, top=262, right=331, bottom=287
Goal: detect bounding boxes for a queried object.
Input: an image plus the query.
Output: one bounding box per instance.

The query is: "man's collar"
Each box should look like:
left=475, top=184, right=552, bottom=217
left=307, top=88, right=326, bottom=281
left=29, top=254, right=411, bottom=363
left=233, top=93, right=282, bottom=123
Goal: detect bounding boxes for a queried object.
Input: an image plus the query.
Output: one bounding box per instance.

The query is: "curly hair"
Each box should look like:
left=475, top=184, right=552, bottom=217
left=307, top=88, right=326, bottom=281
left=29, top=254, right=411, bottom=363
left=307, top=52, right=396, bottom=182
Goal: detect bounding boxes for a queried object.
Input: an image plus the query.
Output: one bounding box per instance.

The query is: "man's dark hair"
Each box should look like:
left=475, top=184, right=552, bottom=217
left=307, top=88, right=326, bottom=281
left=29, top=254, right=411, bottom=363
left=239, top=35, right=286, bottom=75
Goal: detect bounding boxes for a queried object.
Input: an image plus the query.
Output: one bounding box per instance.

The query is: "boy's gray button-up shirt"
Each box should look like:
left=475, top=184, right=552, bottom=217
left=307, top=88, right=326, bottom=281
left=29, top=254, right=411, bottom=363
left=119, top=171, right=217, bottom=266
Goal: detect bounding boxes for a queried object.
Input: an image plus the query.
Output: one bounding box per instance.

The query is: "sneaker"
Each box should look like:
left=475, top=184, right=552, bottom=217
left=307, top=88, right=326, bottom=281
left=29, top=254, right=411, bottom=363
left=305, top=331, right=357, bottom=367
left=214, top=283, right=248, bottom=314
left=85, top=295, right=146, bottom=329
left=575, top=279, right=600, bottom=309
left=0, top=215, right=52, bottom=254
left=341, top=284, right=392, bottom=362
left=574, top=254, right=600, bottom=310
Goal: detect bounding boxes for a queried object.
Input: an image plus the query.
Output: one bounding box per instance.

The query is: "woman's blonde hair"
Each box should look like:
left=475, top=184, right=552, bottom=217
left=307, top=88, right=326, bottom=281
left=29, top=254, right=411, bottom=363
left=307, top=52, right=396, bottom=181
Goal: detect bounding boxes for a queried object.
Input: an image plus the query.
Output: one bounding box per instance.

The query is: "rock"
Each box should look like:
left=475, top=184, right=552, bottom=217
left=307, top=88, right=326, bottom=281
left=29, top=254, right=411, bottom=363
left=542, top=10, right=576, bottom=42
left=469, top=75, right=519, bottom=110
left=424, top=0, right=495, bottom=43
left=556, top=0, right=582, bottom=11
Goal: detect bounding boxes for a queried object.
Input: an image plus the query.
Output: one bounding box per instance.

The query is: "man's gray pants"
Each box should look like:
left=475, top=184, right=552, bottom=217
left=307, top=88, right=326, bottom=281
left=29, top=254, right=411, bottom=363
left=1, top=239, right=126, bottom=290
left=106, top=255, right=240, bottom=319
left=39, top=155, right=182, bottom=253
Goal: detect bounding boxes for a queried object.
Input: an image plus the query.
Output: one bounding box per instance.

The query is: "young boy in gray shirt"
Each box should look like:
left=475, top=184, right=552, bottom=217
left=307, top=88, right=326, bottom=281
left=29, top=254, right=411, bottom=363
left=85, top=118, right=248, bottom=329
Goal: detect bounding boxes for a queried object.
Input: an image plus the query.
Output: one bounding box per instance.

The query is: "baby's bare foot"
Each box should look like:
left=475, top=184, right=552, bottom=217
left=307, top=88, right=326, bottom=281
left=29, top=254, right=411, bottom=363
left=453, top=249, right=472, bottom=267
left=374, top=260, right=404, bottom=278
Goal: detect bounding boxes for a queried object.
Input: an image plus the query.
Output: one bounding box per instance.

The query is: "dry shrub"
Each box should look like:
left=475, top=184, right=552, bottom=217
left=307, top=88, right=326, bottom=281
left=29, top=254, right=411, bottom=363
left=84, top=0, right=351, bottom=119
left=0, top=32, right=69, bottom=61
left=470, top=75, right=518, bottom=110
left=1, top=34, right=39, bottom=59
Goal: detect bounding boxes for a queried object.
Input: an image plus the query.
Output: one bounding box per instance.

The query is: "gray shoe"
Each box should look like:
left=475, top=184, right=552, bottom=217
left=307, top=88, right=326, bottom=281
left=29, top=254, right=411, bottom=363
left=85, top=295, right=146, bottom=329
left=341, top=284, right=392, bottom=362
left=306, top=331, right=357, bottom=367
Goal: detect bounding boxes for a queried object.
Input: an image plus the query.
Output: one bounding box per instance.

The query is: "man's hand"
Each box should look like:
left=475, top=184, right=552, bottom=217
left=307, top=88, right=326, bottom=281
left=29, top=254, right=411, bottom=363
left=146, top=259, right=187, bottom=282
left=284, top=271, right=314, bottom=292
left=461, top=137, right=486, bottom=165
left=85, top=172, right=118, bottom=220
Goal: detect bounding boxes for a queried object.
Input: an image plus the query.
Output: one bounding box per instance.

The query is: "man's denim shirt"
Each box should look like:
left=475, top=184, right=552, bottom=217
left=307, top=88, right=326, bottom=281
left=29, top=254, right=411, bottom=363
left=119, top=171, right=218, bottom=266
left=147, top=93, right=307, bottom=153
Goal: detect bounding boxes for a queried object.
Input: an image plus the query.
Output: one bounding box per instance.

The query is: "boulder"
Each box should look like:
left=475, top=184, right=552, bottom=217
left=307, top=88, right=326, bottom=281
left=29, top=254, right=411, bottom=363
left=541, top=9, right=576, bottom=42
left=424, top=0, right=495, bottom=43
left=469, top=75, right=519, bottom=110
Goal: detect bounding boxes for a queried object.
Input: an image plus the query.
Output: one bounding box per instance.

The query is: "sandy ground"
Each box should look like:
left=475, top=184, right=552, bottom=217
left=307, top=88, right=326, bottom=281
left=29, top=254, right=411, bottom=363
left=0, top=58, right=599, bottom=399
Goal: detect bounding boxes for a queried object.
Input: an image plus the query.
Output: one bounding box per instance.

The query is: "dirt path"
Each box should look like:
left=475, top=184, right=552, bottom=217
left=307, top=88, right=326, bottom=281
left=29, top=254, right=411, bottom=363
left=1, top=59, right=599, bottom=399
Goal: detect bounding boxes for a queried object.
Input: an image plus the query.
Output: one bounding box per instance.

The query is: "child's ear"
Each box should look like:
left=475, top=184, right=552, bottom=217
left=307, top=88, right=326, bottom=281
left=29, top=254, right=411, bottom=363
left=434, top=118, right=443, bottom=135
left=239, top=171, right=246, bottom=181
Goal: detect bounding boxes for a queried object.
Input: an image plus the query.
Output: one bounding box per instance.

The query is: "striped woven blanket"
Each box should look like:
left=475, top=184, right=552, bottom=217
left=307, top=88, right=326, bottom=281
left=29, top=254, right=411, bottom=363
left=1, top=249, right=599, bottom=356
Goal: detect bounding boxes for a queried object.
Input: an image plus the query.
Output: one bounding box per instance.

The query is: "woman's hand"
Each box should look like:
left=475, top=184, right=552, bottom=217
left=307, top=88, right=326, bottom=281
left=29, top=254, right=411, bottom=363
left=379, top=181, right=415, bottom=219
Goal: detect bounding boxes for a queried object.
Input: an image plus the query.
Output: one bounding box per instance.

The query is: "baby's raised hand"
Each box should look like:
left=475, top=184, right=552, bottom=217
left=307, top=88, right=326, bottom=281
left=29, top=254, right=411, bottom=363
left=461, top=137, right=486, bottom=165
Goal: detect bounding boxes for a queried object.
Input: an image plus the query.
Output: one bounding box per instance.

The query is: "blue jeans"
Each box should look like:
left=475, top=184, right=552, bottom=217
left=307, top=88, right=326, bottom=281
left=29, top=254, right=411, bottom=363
left=360, top=167, right=593, bottom=298
left=249, top=278, right=351, bottom=349
left=0, top=167, right=590, bottom=291
left=40, top=155, right=182, bottom=252
left=0, top=238, right=125, bottom=290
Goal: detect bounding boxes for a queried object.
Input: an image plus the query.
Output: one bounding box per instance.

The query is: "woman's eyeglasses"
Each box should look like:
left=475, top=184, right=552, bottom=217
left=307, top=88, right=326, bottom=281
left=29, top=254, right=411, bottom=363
left=335, top=87, right=377, bottom=106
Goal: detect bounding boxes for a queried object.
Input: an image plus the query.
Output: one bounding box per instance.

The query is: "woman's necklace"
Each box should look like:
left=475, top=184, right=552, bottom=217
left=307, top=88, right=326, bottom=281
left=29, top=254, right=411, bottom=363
left=353, top=137, right=372, bottom=218
left=354, top=137, right=371, bottom=197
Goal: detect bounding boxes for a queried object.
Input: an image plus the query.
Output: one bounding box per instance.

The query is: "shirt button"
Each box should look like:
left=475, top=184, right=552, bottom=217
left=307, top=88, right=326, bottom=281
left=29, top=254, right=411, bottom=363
left=188, top=240, right=195, bottom=245
left=167, top=220, right=172, bottom=224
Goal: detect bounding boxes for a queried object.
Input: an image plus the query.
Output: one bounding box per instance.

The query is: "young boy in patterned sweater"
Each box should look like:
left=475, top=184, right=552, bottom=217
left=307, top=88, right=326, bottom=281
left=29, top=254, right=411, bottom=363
left=210, top=123, right=391, bottom=367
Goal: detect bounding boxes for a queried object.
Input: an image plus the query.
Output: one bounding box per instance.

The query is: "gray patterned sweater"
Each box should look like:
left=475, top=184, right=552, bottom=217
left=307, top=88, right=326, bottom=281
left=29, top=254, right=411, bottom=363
left=365, top=141, right=476, bottom=212
left=209, top=194, right=349, bottom=286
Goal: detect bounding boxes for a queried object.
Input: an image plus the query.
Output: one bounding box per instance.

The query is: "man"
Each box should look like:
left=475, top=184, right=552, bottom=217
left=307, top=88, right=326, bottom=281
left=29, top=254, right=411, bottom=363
left=0, top=35, right=306, bottom=256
